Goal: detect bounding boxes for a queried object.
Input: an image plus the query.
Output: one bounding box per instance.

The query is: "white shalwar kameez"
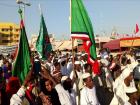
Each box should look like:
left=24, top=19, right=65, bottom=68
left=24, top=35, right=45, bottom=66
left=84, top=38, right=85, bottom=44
left=80, top=86, right=100, bottom=105
left=55, top=84, right=73, bottom=105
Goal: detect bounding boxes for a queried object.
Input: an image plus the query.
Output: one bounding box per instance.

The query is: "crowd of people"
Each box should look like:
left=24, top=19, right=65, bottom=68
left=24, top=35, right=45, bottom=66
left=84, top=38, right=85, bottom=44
left=0, top=48, right=140, bottom=105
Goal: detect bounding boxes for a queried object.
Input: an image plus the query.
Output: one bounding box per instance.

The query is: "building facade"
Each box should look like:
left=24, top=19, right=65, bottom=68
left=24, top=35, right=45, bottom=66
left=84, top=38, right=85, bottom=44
left=0, top=23, right=20, bottom=46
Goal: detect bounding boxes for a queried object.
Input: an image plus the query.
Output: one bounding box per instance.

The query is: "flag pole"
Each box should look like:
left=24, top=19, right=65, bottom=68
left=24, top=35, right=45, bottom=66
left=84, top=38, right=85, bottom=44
left=38, top=3, right=42, bottom=15
left=130, top=25, right=136, bottom=51
left=70, top=0, right=74, bottom=64
left=70, top=1, right=80, bottom=105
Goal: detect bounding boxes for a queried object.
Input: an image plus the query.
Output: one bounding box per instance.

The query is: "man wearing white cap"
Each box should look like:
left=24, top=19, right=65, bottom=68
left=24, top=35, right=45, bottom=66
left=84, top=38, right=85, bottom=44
left=110, top=67, right=136, bottom=105
left=80, top=73, right=100, bottom=105
left=67, top=56, right=73, bottom=76
left=52, top=71, right=73, bottom=105
left=59, top=58, right=69, bottom=76
left=70, top=61, right=83, bottom=87
left=61, top=76, right=76, bottom=105
left=70, top=60, right=83, bottom=105
left=79, top=53, right=87, bottom=72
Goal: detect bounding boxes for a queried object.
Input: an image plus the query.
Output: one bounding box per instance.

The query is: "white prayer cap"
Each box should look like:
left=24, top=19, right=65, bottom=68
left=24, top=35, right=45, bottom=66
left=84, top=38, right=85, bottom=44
left=121, top=68, right=132, bottom=80
left=82, top=73, right=91, bottom=79
left=81, top=53, right=85, bottom=56
left=74, top=61, right=81, bottom=65
left=58, top=58, right=66, bottom=63
left=77, top=52, right=82, bottom=55
left=125, top=87, right=137, bottom=93
left=97, top=54, right=101, bottom=58
left=61, top=76, right=68, bottom=83
left=104, top=55, right=109, bottom=59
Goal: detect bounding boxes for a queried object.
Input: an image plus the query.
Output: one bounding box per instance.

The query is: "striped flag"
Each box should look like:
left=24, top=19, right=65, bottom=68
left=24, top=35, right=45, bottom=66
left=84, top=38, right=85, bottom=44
left=71, top=0, right=100, bottom=75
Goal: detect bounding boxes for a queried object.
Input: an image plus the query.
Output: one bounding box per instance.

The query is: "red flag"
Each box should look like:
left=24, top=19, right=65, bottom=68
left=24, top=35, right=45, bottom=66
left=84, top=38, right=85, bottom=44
left=135, top=24, right=139, bottom=34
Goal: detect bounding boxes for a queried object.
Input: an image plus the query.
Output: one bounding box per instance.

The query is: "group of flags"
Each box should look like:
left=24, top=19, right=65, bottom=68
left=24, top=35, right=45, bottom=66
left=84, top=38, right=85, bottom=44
left=111, top=24, right=140, bottom=39
left=12, top=7, right=52, bottom=83
left=12, top=0, right=100, bottom=84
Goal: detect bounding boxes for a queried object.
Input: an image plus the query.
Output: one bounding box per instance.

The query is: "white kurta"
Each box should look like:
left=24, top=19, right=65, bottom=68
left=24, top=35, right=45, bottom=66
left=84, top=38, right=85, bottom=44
left=55, top=84, right=73, bottom=105
left=80, top=86, right=100, bottom=105
left=110, top=76, right=136, bottom=105
left=70, top=70, right=83, bottom=90
left=67, top=61, right=73, bottom=76
left=70, top=70, right=83, bottom=105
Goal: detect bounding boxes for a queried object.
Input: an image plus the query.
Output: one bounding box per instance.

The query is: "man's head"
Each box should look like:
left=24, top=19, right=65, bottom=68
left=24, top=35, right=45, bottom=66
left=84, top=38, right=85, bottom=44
left=44, top=79, right=53, bottom=92
left=82, top=73, right=94, bottom=89
left=74, top=61, right=81, bottom=71
left=61, top=76, right=72, bottom=91
left=84, top=64, right=91, bottom=73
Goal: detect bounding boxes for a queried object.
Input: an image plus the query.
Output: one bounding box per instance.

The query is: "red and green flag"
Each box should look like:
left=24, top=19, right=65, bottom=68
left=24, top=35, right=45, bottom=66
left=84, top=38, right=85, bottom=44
left=12, top=8, right=32, bottom=84
left=36, top=13, right=52, bottom=60
left=134, top=24, right=139, bottom=34
left=71, top=0, right=100, bottom=75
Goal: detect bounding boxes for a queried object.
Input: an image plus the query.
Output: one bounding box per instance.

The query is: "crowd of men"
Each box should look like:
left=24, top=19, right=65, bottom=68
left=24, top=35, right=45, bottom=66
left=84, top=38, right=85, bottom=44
left=0, top=48, right=140, bottom=105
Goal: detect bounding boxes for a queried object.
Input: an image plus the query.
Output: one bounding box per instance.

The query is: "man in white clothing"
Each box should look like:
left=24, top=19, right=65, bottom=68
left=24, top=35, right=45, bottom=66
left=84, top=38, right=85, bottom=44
left=52, top=70, right=73, bottom=105
left=70, top=61, right=83, bottom=105
left=110, top=67, right=136, bottom=105
left=80, top=73, right=100, bottom=105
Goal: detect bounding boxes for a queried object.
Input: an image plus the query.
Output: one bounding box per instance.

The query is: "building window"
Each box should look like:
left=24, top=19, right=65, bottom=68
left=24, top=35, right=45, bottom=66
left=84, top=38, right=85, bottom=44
left=1, top=29, right=4, bottom=31
left=15, top=29, right=19, bottom=32
left=1, top=34, right=11, bottom=37
left=5, top=29, right=9, bottom=31
left=2, top=40, right=10, bottom=43
left=9, top=34, right=13, bottom=37
left=10, top=26, right=13, bottom=31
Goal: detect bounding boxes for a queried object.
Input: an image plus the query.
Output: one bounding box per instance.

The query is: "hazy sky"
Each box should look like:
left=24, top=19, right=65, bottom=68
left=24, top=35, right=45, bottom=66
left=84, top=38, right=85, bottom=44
left=0, top=0, right=140, bottom=39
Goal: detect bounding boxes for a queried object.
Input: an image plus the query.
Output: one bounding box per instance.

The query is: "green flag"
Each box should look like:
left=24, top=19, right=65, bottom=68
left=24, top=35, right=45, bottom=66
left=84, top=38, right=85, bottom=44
left=71, top=0, right=100, bottom=75
left=36, top=13, right=52, bottom=60
left=12, top=8, right=32, bottom=84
